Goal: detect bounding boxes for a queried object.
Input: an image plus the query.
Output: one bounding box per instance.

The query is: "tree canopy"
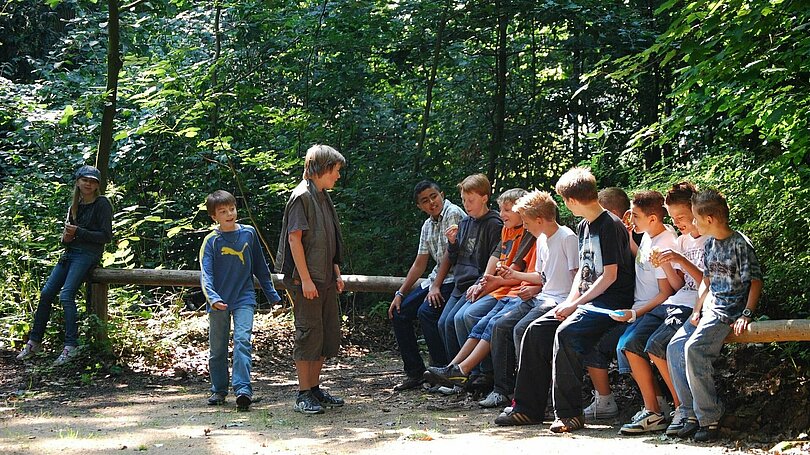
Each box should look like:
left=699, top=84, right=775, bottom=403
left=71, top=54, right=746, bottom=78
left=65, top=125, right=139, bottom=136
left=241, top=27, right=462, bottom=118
left=1, top=0, right=808, bottom=342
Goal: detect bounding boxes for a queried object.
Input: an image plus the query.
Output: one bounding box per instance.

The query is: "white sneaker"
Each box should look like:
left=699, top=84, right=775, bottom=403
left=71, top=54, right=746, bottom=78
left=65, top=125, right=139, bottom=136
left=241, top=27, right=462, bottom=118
left=53, top=346, right=78, bottom=366
left=437, top=385, right=463, bottom=395
left=620, top=408, right=667, bottom=434
left=16, top=341, right=42, bottom=361
left=666, top=406, right=689, bottom=436
left=583, top=391, right=618, bottom=420
left=478, top=391, right=510, bottom=408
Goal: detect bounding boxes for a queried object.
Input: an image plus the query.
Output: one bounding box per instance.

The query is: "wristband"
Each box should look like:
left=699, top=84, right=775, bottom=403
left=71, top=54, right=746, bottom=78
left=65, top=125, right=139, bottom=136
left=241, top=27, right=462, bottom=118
left=394, top=290, right=404, bottom=299
left=628, top=309, right=637, bottom=323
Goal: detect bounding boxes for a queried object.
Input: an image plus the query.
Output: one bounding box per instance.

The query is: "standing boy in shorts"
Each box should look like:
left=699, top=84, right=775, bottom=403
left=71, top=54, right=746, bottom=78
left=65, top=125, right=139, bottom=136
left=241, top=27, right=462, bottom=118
left=276, top=145, right=347, bottom=415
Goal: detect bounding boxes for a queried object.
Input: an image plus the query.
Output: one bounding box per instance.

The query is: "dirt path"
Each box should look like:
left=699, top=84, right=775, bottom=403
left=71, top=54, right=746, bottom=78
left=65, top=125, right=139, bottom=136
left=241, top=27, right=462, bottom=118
left=0, top=350, right=777, bottom=455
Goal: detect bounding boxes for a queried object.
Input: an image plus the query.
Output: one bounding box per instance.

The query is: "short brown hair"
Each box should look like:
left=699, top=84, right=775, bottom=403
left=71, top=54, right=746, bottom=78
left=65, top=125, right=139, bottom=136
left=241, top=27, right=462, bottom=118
left=497, top=188, right=528, bottom=206
left=555, top=167, right=598, bottom=202
left=692, top=189, right=729, bottom=224
left=632, top=190, right=666, bottom=220
left=303, top=144, right=346, bottom=179
left=665, top=181, right=697, bottom=208
left=206, top=190, right=237, bottom=216
left=514, top=190, right=557, bottom=221
left=598, top=187, right=630, bottom=217
left=457, top=173, right=491, bottom=198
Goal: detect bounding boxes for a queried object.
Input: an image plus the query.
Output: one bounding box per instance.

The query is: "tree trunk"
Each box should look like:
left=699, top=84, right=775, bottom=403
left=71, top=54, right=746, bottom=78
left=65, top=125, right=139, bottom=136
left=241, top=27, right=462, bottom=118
left=414, top=0, right=451, bottom=176
left=488, top=1, right=508, bottom=185
left=639, top=0, right=662, bottom=169
left=95, top=0, right=122, bottom=192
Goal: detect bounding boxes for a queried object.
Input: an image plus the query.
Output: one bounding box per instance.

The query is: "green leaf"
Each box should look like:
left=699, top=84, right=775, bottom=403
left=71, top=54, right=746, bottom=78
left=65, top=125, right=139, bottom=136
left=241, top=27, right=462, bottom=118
left=59, top=105, right=76, bottom=126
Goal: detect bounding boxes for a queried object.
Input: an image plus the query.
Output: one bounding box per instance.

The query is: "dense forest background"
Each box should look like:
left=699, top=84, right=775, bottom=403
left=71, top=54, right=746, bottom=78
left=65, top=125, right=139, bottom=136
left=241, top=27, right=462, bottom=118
left=0, top=0, right=808, bottom=354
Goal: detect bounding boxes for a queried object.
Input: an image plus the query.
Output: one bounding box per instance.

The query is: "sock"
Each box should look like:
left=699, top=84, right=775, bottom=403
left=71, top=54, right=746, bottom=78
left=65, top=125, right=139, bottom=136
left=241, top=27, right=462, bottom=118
left=310, top=385, right=321, bottom=395
left=298, top=390, right=307, bottom=397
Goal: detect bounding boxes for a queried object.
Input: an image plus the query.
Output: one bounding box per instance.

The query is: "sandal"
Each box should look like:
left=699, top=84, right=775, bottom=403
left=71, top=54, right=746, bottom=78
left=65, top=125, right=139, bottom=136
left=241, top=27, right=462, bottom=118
left=550, top=415, right=585, bottom=433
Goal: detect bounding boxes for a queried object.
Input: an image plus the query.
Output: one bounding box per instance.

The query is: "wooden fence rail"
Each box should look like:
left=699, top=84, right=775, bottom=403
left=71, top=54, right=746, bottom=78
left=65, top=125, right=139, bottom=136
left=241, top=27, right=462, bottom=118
left=88, top=268, right=809, bottom=344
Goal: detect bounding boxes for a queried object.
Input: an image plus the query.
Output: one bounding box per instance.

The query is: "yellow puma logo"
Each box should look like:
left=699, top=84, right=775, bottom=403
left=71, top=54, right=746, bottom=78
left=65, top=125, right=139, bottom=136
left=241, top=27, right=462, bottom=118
left=221, top=243, right=248, bottom=265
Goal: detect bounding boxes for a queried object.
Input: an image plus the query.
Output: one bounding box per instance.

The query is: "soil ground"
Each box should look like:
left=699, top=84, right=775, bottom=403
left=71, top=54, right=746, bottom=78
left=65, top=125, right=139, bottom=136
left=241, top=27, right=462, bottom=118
left=1, top=313, right=808, bottom=455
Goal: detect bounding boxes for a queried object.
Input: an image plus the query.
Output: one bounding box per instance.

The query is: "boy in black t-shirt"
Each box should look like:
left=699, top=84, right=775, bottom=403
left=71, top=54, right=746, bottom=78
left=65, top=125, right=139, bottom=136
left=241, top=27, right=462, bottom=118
left=495, top=167, right=634, bottom=433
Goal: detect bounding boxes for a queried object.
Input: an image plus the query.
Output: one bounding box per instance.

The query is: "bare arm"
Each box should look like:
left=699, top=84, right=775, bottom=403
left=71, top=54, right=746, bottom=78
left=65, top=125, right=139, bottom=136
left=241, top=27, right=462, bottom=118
left=733, top=278, right=763, bottom=335
left=556, top=264, right=618, bottom=319
left=427, top=251, right=452, bottom=308
left=468, top=256, right=500, bottom=301
left=612, top=277, right=675, bottom=322
left=659, top=248, right=703, bottom=289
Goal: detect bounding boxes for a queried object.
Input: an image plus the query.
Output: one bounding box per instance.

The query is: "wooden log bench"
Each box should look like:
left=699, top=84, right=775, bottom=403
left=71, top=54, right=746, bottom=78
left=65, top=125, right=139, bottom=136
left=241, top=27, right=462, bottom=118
left=88, top=268, right=810, bottom=344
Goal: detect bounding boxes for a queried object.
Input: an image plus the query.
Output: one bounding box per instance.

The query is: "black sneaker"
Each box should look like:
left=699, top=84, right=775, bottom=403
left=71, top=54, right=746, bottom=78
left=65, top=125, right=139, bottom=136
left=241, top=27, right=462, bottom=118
left=312, top=387, right=344, bottom=407
left=394, top=375, right=424, bottom=392
left=494, top=409, right=542, bottom=426
left=424, top=364, right=468, bottom=387
left=293, top=391, right=324, bottom=414
left=207, top=392, right=226, bottom=405
left=236, top=394, right=252, bottom=411
left=423, top=366, right=448, bottom=386
left=694, top=423, right=720, bottom=442
left=677, top=417, right=699, bottom=438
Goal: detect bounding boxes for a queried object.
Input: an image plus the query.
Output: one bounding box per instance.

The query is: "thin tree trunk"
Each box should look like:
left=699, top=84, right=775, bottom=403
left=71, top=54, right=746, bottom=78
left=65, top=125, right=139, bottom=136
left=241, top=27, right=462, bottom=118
left=414, top=0, right=451, bottom=176
left=95, top=0, right=122, bottom=191
left=570, top=24, right=581, bottom=162
left=210, top=0, right=221, bottom=137
left=488, top=1, right=508, bottom=184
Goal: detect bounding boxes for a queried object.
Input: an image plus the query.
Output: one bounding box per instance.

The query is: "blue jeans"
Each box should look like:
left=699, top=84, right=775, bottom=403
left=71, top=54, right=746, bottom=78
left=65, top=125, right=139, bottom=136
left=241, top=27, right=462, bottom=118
left=209, top=305, right=255, bottom=397
left=618, top=304, right=690, bottom=373
left=436, top=294, right=467, bottom=359
left=666, top=312, right=730, bottom=425
left=456, top=295, right=498, bottom=347
left=392, top=282, right=454, bottom=377
left=30, top=249, right=100, bottom=347
left=469, top=296, right=521, bottom=342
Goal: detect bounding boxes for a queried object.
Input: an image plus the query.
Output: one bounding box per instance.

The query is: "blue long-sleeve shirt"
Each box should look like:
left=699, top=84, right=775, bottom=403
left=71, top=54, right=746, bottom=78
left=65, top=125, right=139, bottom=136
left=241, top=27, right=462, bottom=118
left=199, top=224, right=281, bottom=311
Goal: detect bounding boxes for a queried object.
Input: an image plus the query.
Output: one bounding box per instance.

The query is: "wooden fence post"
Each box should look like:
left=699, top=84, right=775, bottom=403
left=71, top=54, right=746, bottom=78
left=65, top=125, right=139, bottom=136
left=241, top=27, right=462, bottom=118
left=90, top=282, right=109, bottom=343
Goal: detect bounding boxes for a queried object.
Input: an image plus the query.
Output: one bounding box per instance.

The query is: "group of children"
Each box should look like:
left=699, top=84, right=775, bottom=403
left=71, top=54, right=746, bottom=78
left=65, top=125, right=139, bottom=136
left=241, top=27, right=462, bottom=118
left=17, top=153, right=761, bottom=441
left=390, top=167, right=762, bottom=441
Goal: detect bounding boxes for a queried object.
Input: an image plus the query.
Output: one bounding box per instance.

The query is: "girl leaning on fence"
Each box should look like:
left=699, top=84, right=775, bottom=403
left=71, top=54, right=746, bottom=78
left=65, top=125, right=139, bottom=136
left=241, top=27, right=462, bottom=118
left=16, top=165, right=113, bottom=365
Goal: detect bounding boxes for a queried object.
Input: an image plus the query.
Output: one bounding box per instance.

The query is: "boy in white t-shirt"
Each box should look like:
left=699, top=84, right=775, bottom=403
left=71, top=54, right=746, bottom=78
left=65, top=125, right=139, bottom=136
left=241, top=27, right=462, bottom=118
left=610, top=190, right=679, bottom=433
left=616, top=184, right=707, bottom=435
left=479, top=190, right=579, bottom=408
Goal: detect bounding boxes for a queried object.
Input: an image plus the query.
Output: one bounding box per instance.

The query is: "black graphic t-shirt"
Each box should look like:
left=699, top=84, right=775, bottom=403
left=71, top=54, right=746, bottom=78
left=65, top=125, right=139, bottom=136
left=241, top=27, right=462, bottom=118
left=576, top=210, right=635, bottom=310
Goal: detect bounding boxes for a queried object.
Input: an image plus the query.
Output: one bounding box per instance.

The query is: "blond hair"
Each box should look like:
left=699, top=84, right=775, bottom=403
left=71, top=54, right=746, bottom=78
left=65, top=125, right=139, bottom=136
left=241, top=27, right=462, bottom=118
left=457, top=173, right=491, bottom=198
left=497, top=188, right=528, bottom=206
left=514, top=190, right=557, bottom=221
left=303, top=144, right=346, bottom=179
left=69, top=183, right=101, bottom=220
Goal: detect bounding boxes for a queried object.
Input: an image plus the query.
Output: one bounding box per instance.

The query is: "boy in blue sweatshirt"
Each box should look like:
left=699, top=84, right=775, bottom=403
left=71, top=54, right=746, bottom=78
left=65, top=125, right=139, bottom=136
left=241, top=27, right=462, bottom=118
left=200, top=190, right=281, bottom=411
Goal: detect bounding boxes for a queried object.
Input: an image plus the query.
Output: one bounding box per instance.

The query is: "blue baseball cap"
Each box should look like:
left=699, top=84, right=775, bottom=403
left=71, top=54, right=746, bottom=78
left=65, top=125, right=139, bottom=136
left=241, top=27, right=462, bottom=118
left=75, top=165, right=101, bottom=182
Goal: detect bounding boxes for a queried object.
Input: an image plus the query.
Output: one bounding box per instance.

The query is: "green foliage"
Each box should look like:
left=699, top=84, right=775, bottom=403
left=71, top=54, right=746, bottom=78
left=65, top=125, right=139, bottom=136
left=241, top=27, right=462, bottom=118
left=1, top=0, right=808, bottom=364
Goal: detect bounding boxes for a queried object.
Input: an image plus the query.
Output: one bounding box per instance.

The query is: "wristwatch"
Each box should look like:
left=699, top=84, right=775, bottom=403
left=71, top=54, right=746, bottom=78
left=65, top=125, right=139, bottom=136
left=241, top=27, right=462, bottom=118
left=741, top=308, right=753, bottom=318
left=394, top=290, right=405, bottom=299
